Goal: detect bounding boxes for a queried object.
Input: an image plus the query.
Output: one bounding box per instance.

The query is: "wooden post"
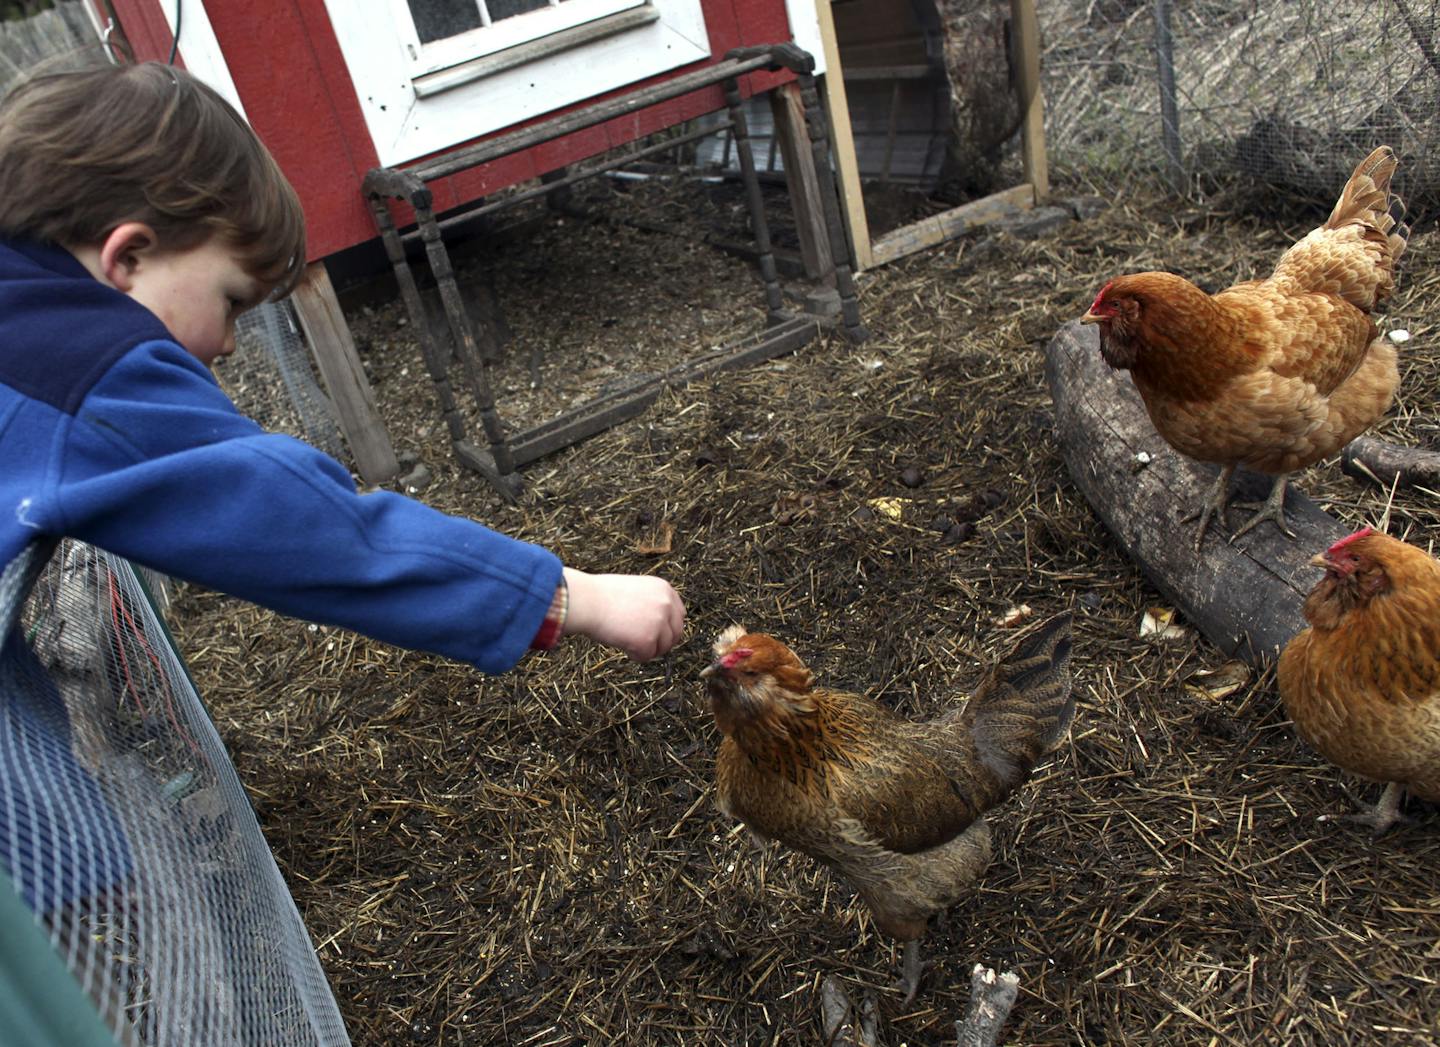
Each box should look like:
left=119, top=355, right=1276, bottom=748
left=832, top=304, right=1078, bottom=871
left=290, top=261, right=401, bottom=484
left=814, top=0, right=873, bottom=270
left=1010, top=0, right=1048, bottom=202
left=769, top=81, right=834, bottom=282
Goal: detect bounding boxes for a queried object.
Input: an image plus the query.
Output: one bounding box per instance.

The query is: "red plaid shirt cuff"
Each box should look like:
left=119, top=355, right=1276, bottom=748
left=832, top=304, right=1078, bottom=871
left=529, top=579, right=569, bottom=651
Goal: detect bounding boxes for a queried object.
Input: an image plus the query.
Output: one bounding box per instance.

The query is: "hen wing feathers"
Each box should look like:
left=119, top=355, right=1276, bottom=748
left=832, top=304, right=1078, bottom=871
left=840, top=612, right=1075, bottom=854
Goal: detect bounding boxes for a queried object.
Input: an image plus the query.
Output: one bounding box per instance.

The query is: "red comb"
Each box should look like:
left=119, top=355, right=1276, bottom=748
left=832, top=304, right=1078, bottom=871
left=1089, top=281, right=1114, bottom=313
left=1327, top=526, right=1374, bottom=556
left=719, top=647, right=752, bottom=669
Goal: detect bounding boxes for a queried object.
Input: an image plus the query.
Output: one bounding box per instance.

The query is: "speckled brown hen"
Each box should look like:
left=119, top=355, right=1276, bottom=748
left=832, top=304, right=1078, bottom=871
left=702, top=613, right=1074, bottom=1002
left=1279, top=527, right=1440, bottom=833
left=1080, top=146, right=1407, bottom=547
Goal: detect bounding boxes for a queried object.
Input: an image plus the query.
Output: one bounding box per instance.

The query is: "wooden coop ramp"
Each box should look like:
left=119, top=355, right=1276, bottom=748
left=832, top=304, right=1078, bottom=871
left=364, top=43, right=866, bottom=499
left=816, top=0, right=1048, bottom=271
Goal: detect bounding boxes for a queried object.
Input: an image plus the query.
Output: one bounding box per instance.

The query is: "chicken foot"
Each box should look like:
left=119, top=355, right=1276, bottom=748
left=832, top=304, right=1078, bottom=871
left=1229, top=474, right=1298, bottom=542
left=1180, top=463, right=1237, bottom=550
left=819, top=975, right=880, bottom=1047
left=1320, top=780, right=1407, bottom=834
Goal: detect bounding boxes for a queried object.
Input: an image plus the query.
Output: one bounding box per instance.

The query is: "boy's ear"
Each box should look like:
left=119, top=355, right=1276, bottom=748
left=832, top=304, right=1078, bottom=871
left=97, top=222, right=160, bottom=292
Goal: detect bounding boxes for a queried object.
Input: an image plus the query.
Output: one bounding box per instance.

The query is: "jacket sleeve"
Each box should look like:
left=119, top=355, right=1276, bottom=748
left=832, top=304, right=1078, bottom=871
left=46, top=340, right=563, bottom=674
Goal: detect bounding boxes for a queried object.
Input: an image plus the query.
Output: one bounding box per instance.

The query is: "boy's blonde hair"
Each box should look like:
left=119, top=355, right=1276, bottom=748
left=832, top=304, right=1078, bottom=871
left=0, top=61, right=306, bottom=297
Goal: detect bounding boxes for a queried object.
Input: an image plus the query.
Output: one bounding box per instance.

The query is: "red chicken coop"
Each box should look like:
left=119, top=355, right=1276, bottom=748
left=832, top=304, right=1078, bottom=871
left=92, top=0, right=1045, bottom=493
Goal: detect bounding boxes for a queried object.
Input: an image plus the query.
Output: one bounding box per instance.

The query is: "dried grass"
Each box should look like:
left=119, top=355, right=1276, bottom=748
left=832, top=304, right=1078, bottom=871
left=179, top=174, right=1440, bottom=1046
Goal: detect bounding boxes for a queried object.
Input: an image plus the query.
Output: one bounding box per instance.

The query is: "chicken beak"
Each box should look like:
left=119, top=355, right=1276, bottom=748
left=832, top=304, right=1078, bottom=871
left=1079, top=309, right=1100, bottom=325
left=699, top=662, right=718, bottom=679
left=1308, top=553, right=1331, bottom=570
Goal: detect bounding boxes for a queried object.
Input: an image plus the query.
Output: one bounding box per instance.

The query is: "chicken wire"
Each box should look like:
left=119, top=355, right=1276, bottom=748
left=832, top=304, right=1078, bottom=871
left=0, top=539, right=350, bottom=1046
left=225, top=301, right=347, bottom=462
left=1040, top=0, right=1440, bottom=209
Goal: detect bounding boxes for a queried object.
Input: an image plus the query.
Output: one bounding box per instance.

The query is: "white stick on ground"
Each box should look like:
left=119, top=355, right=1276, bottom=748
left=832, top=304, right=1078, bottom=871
left=820, top=975, right=880, bottom=1047
left=955, top=964, right=1020, bottom=1047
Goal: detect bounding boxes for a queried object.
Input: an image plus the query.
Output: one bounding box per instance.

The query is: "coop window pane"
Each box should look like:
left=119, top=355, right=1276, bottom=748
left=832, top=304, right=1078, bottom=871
left=409, top=0, right=481, bottom=42
left=487, top=0, right=559, bottom=21
left=410, top=0, right=564, bottom=40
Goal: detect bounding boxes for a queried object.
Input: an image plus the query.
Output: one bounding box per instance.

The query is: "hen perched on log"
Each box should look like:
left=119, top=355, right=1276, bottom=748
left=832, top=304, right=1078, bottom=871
left=1080, top=145, right=1407, bottom=547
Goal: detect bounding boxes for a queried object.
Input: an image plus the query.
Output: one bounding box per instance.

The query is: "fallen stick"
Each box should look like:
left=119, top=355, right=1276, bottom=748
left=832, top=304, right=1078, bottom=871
left=955, top=964, right=1020, bottom=1047
left=820, top=975, right=879, bottom=1047
left=1340, top=434, right=1440, bottom=493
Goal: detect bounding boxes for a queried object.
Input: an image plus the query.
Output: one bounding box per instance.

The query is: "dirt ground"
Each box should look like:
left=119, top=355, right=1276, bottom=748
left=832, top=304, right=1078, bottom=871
left=180, top=170, right=1440, bottom=1046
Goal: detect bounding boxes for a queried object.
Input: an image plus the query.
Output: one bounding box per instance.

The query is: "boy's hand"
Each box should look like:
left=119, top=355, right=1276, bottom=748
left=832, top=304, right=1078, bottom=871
left=561, top=568, right=685, bottom=661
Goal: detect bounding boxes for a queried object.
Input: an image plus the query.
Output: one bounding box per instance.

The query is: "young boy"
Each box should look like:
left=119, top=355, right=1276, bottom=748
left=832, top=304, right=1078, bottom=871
left=0, top=60, right=686, bottom=671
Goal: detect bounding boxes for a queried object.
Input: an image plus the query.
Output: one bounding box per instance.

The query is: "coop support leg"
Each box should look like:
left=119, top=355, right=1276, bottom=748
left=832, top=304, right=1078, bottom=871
left=794, top=69, right=869, bottom=343
left=722, top=73, right=789, bottom=325
left=413, top=194, right=522, bottom=493
left=541, top=166, right=573, bottom=212
left=367, top=193, right=468, bottom=446
left=768, top=83, right=833, bottom=281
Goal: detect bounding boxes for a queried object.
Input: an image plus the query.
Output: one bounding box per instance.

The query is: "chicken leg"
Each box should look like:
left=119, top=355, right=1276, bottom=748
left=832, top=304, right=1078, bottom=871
left=896, top=940, right=923, bottom=1006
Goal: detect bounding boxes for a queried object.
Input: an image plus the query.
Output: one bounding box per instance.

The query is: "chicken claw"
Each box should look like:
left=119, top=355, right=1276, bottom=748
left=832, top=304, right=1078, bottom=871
left=1180, top=464, right=1236, bottom=550
left=1229, top=476, right=1297, bottom=542
left=820, top=976, right=879, bottom=1047
left=1319, top=781, right=1408, bottom=835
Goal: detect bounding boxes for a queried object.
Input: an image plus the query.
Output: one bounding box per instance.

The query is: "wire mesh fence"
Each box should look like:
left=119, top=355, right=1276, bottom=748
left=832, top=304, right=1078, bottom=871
left=1038, top=0, right=1440, bottom=211
left=0, top=1, right=99, bottom=97
left=224, top=301, right=347, bottom=462
left=1, top=539, right=351, bottom=1046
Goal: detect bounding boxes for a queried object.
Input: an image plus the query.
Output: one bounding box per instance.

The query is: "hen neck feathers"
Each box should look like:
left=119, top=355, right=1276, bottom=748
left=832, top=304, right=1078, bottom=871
left=724, top=686, right=873, bottom=785
left=1099, top=274, right=1267, bottom=402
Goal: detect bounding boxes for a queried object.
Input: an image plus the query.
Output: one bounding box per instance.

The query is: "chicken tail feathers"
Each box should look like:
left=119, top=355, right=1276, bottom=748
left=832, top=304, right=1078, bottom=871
left=963, top=612, right=1075, bottom=798
left=1269, top=145, right=1408, bottom=314
left=1325, top=145, right=1399, bottom=233
left=1273, top=145, right=1407, bottom=314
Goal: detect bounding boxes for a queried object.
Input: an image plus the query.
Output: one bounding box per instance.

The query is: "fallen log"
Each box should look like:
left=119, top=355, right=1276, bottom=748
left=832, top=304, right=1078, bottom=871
left=1341, top=434, right=1440, bottom=493
left=1044, top=320, right=1348, bottom=667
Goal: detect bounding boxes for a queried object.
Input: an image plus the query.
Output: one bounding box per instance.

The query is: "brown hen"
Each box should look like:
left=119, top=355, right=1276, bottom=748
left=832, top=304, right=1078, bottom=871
left=703, top=612, right=1073, bottom=1002
left=1278, top=527, right=1440, bottom=833
left=1080, top=146, right=1407, bottom=547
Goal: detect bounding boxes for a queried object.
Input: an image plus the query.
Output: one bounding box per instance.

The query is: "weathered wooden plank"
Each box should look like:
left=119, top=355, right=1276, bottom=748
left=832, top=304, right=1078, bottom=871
left=291, top=262, right=401, bottom=484
left=1009, top=0, right=1048, bottom=201
left=869, top=183, right=1034, bottom=266
left=769, top=82, right=834, bottom=281
left=1045, top=321, right=1347, bottom=666
left=814, top=0, right=873, bottom=270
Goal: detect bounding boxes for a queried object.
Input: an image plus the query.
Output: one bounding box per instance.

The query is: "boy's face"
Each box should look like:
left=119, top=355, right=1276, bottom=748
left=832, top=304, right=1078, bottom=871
left=121, top=237, right=266, bottom=367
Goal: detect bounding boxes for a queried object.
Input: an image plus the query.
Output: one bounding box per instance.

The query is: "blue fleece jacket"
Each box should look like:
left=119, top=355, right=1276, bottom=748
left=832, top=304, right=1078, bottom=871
left=0, top=237, right=563, bottom=673
left=0, top=237, right=564, bottom=912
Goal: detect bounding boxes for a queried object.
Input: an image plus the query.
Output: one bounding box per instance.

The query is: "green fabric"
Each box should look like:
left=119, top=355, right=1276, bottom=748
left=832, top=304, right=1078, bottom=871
left=0, top=870, right=117, bottom=1047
